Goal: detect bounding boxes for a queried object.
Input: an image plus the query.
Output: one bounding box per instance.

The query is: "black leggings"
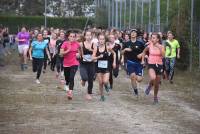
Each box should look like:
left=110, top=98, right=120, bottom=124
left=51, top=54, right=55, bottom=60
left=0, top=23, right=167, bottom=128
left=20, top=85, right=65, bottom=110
left=56, top=55, right=64, bottom=73
left=50, top=53, right=56, bottom=71
left=64, top=65, right=78, bottom=90
left=109, top=65, right=119, bottom=89
left=80, top=63, right=95, bottom=94
left=32, top=57, right=44, bottom=79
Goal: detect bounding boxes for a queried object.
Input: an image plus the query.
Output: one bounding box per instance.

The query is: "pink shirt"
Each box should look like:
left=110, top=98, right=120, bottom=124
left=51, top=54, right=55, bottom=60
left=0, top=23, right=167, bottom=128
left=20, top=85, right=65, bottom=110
left=148, top=43, right=163, bottom=65
left=61, top=41, right=80, bottom=67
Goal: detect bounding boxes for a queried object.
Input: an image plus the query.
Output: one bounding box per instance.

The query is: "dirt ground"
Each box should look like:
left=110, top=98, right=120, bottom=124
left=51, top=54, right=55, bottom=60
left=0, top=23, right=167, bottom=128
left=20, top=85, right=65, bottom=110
left=0, top=53, right=200, bottom=134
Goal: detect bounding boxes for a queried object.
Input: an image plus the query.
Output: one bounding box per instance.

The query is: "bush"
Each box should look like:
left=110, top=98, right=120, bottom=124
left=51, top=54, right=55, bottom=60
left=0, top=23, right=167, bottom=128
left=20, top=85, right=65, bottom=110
left=0, top=16, right=94, bottom=34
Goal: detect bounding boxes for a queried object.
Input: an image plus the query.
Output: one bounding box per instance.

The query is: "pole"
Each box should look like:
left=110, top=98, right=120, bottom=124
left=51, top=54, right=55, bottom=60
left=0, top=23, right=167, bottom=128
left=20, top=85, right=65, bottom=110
left=141, top=0, right=144, bottom=26
left=115, top=0, right=118, bottom=28
left=129, top=0, right=131, bottom=29
left=111, top=0, right=114, bottom=27
left=148, top=0, right=151, bottom=32
left=166, top=0, right=169, bottom=26
left=190, top=0, right=194, bottom=72
left=108, top=0, right=111, bottom=28
left=44, top=0, right=47, bottom=28
left=156, top=0, right=160, bottom=32
left=124, top=0, right=127, bottom=29
left=199, top=25, right=200, bottom=69
left=120, top=0, right=122, bottom=30
left=178, top=0, right=180, bottom=30
left=135, top=0, right=138, bottom=26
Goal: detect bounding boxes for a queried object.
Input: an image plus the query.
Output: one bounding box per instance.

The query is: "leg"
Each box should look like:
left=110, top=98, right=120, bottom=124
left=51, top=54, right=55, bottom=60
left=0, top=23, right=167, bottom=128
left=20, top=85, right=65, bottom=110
left=32, top=58, right=38, bottom=72
left=69, top=66, right=78, bottom=90
left=87, top=64, right=95, bottom=94
left=36, top=58, right=44, bottom=79
left=64, top=67, right=70, bottom=85
left=79, top=64, right=88, bottom=86
left=169, top=58, right=176, bottom=82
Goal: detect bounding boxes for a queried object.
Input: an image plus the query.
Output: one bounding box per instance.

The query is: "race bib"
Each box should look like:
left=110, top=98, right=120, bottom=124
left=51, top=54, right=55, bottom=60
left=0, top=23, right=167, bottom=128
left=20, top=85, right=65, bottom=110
left=83, top=54, right=92, bottom=62
left=98, top=60, right=108, bottom=68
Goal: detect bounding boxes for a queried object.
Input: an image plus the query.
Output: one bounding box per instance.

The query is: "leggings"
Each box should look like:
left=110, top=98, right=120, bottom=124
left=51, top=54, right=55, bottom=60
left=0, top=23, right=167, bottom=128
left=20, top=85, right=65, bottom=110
left=32, top=57, right=44, bottom=79
left=80, top=63, right=95, bottom=94
left=50, top=53, right=56, bottom=71
left=56, top=55, right=64, bottom=73
left=64, top=65, right=78, bottom=90
left=165, top=57, right=176, bottom=81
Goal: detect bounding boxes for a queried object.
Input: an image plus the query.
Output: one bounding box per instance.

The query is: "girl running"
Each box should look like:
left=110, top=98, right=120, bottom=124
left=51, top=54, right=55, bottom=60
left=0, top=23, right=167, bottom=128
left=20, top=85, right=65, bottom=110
left=79, top=31, right=95, bottom=100
left=29, top=33, right=51, bottom=84
left=92, top=34, right=116, bottom=101
left=49, top=32, right=57, bottom=71
left=60, top=31, right=81, bottom=100
left=142, top=33, right=165, bottom=104
left=15, top=27, right=30, bottom=71
left=42, top=30, right=50, bottom=73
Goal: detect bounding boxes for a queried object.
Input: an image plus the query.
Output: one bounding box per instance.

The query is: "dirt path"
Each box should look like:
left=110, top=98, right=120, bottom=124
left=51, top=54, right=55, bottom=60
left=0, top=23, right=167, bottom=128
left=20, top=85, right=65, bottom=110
left=0, top=56, right=200, bottom=134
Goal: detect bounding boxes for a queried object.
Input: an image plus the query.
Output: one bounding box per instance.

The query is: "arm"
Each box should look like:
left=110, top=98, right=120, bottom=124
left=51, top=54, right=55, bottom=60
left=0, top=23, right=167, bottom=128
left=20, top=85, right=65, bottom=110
left=141, top=47, right=149, bottom=64
left=109, top=48, right=116, bottom=69
left=60, top=42, right=71, bottom=56
left=177, top=48, right=180, bottom=59
left=29, top=46, right=33, bottom=60
left=45, top=47, right=51, bottom=61
left=92, top=46, right=103, bottom=61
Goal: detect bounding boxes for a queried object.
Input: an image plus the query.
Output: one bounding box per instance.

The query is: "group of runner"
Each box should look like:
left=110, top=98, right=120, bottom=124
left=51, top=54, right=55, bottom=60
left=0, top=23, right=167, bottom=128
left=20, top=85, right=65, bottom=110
left=12, top=26, right=180, bottom=104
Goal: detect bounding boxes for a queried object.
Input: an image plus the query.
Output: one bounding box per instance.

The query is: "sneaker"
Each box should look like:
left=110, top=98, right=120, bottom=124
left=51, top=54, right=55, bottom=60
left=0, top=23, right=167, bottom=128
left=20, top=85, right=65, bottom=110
left=105, top=85, right=110, bottom=93
left=81, top=80, right=85, bottom=87
left=100, top=95, right=105, bottom=101
left=35, top=79, right=40, bottom=84
left=153, top=97, right=159, bottom=105
left=67, top=90, right=73, bottom=100
left=145, top=84, right=152, bottom=95
left=55, top=72, right=59, bottom=78
left=64, top=85, right=69, bottom=91
left=85, top=94, right=92, bottom=100
left=133, top=88, right=138, bottom=96
left=21, top=64, right=24, bottom=71
left=24, top=64, right=28, bottom=70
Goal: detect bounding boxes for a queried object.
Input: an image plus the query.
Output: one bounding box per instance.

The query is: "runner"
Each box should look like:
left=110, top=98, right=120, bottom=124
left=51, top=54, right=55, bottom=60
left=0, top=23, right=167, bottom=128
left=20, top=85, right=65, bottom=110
left=121, top=29, right=145, bottom=96
left=49, top=32, right=57, bottom=71
left=55, top=31, right=65, bottom=80
left=142, top=33, right=165, bottom=104
left=106, top=33, right=121, bottom=91
left=92, top=33, right=116, bottom=101
left=60, top=31, right=81, bottom=100
left=29, top=33, right=51, bottom=84
left=42, top=30, right=50, bottom=73
left=165, top=31, right=180, bottom=84
left=15, top=27, right=30, bottom=71
left=79, top=30, right=95, bottom=100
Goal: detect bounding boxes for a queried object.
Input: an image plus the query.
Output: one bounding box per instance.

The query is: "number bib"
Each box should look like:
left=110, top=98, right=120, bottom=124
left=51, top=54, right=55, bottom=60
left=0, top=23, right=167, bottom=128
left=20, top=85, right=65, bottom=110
left=98, top=60, right=108, bottom=68
left=83, top=54, right=92, bottom=62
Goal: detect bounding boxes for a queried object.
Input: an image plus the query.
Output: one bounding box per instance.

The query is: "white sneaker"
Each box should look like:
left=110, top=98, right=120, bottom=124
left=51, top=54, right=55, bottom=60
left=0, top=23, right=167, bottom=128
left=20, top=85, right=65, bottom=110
left=36, top=79, right=40, bottom=84
left=64, top=85, right=69, bottom=91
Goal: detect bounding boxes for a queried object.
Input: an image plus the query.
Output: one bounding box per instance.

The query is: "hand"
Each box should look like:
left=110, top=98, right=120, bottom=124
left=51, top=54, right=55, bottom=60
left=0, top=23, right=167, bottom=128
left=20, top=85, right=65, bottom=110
left=121, top=59, right=124, bottom=65
left=112, top=63, right=116, bottom=69
left=177, top=54, right=180, bottom=59
left=48, top=57, right=51, bottom=62
left=30, top=57, right=33, bottom=61
left=98, top=54, right=103, bottom=59
left=124, top=48, right=132, bottom=52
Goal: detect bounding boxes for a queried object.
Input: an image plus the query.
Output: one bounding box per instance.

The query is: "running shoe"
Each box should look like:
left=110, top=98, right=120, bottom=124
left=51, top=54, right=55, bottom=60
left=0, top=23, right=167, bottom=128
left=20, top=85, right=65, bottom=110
left=105, top=85, right=110, bottom=93
left=64, top=85, right=69, bottom=91
left=85, top=94, right=92, bottom=100
left=100, top=95, right=105, bottom=101
left=133, top=88, right=138, bottom=96
left=35, top=79, right=40, bottom=84
left=67, top=90, right=73, bottom=100
left=145, top=84, right=152, bottom=95
left=153, top=97, right=159, bottom=105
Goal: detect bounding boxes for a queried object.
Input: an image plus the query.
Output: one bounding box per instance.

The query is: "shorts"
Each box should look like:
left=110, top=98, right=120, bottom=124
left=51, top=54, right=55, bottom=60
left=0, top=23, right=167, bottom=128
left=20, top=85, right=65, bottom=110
left=148, top=64, right=163, bottom=75
left=127, top=60, right=143, bottom=76
left=18, top=45, right=29, bottom=54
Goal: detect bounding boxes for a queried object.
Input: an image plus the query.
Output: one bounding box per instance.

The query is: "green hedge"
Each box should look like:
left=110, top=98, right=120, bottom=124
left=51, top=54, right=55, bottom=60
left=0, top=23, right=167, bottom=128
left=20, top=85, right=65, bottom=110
left=0, top=16, right=94, bottom=34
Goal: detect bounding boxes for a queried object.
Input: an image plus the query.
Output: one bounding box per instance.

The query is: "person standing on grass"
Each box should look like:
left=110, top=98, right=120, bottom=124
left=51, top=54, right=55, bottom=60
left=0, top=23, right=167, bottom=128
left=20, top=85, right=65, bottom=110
left=142, top=33, right=165, bottom=104
left=15, top=27, right=30, bottom=71
left=29, top=33, right=51, bottom=84
left=60, top=31, right=81, bottom=100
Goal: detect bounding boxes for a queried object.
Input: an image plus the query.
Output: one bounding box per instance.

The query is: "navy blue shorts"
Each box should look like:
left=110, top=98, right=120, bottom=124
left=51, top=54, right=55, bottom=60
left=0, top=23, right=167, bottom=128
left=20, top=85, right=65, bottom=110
left=127, top=60, right=143, bottom=76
